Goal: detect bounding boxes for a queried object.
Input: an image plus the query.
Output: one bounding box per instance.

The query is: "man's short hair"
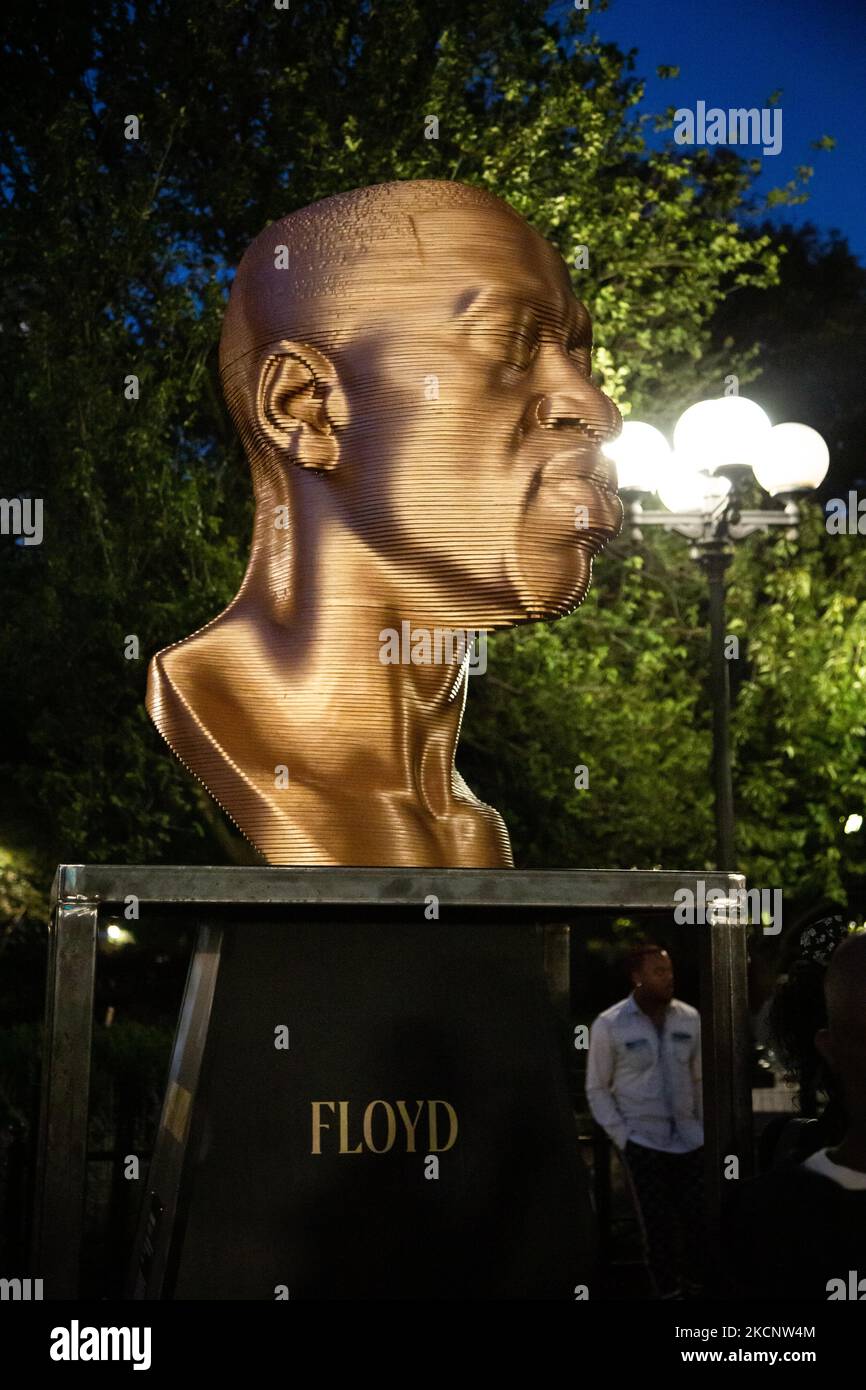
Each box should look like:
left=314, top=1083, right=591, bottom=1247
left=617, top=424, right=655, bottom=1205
left=625, top=942, right=667, bottom=978
left=219, top=179, right=516, bottom=382
left=216, top=179, right=528, bottom=479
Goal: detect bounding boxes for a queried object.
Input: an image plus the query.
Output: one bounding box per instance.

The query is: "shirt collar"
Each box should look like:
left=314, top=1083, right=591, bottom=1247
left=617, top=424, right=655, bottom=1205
left=627, top=991, right=678, bottom=1019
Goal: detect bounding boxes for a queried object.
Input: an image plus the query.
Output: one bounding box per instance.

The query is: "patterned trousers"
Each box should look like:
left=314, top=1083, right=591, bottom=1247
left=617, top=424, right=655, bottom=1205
left=622, top=1140, right=705, bottom=1298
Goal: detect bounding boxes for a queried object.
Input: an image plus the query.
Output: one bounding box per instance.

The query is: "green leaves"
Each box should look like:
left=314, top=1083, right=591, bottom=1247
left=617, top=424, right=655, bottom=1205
left=728, top=509, right=866, bottom=899
left=0, top=0, right=856, bottom=907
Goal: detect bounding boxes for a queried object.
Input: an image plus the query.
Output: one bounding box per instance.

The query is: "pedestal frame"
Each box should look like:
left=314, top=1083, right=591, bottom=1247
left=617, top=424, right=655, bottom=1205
left=31, top=864, right=750, bottom=1298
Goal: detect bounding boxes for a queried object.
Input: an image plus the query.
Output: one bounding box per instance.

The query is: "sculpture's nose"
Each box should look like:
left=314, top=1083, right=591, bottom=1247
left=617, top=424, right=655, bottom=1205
left=536, top=386, right=622, bottom=445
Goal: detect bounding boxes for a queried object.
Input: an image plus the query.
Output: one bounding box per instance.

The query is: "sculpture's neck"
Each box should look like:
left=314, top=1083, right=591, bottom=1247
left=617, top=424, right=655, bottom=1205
left=147, top=559, right=511, bottom=866
left=232, top=588, right=474, bottom=818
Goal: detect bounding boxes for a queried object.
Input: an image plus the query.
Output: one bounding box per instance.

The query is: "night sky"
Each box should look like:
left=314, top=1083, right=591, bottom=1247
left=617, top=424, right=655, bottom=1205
left=581, top=0, right=866, bottom=262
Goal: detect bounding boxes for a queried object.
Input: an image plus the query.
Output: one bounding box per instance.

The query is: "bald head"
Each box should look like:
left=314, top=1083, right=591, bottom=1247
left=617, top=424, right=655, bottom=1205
left=213, top=176, right=621, bottom=627
left=219, top=179, right=528, bottom=381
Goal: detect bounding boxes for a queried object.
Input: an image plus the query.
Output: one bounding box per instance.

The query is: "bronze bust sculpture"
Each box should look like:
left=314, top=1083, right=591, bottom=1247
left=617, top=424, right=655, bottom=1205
left=147, top=180, right=622, bottom=866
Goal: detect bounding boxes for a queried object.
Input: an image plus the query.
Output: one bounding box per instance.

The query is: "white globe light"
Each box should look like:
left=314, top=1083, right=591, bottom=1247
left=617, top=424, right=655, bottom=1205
left=752, top=423, right=830, bottom=496
left=673, top=397, right=772, bottom=471
left=656, top=457, right=732, bottom=515
left=601, top=420, right=671, bottom=491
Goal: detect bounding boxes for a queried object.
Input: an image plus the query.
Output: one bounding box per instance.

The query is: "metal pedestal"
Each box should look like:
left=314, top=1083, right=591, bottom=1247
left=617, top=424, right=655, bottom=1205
left=32, top=865, right=750, bottom=1298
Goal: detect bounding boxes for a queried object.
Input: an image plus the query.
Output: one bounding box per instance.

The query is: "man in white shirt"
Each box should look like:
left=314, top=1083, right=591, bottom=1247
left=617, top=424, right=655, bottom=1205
left=586, top=943, right=704, bottom=1298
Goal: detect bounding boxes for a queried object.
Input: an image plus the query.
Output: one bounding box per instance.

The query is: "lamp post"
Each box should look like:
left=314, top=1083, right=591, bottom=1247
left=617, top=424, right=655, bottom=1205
left=604, top=401, right=830, bottom=871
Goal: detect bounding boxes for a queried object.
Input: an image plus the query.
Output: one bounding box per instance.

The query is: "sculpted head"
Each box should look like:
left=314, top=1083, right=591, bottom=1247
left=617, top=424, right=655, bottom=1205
left=219, top=179, right=622, bottom=626
left=149, top=181, right=624, bottom=867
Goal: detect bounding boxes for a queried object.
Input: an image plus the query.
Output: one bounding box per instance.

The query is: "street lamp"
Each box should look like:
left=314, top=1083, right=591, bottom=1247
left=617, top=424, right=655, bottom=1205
left=752, top=423, right=831, bottom=498
left=604, top=400, right=829, bottom=870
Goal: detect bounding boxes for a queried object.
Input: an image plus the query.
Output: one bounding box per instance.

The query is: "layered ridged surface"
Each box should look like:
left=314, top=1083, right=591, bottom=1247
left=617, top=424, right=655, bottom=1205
left=147, top=180, right=623, bottom=866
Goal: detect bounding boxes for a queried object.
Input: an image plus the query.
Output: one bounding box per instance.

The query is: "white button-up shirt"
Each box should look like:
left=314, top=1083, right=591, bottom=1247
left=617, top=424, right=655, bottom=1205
left=585, top=993, right=703, bottom=1153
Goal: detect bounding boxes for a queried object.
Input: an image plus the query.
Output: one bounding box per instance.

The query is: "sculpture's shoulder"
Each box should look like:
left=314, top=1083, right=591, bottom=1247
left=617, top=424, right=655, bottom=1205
left=146, top=611, right=253, bottom=730
left=448, top=783, right=514, bottom=868
left=145, top=616, right=251, bottom=778
left=146, top=639, right=183, bottom=723
left=146, top=631, right=208, bottom=735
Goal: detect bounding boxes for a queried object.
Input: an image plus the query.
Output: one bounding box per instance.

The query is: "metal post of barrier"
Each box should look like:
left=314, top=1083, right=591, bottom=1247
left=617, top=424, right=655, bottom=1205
left=31, top=873, right=99, bottom=1298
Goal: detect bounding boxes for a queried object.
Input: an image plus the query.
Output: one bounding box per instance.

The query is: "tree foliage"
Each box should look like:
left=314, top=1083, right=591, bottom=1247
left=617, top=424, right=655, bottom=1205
left=1, top=0, right=858, bottom=917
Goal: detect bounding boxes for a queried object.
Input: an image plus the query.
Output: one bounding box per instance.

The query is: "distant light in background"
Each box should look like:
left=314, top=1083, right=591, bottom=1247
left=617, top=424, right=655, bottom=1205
left=602, top=421, right=671, bottom=491
left=656, top=462, right=731, bottom=516
left=844, top=813, right=863, bottom=835
left=674, top=397, right=772, bottom=472
left=752, top=423, right=831, bottom=496
left=102, top=921, right=136, bottom=947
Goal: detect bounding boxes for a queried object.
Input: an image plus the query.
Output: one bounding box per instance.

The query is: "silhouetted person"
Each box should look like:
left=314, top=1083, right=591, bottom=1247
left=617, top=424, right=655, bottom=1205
left=725, top=930, right=866, bottom=1299
left=758, top=908, right=849, bottom=1171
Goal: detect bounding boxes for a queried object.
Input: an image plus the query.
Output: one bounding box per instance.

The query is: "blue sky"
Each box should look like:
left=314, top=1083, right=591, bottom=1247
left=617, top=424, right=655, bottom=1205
left=583, top=0, right=866, bottom=262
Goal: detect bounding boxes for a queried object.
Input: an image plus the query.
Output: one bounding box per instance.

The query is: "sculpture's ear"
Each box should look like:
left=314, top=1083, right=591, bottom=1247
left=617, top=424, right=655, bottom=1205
left=254, top=341, right=346, bottom=472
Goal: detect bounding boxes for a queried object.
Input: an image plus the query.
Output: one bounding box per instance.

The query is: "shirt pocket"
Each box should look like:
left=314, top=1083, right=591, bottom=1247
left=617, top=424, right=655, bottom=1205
left=621, top=1036, right=653, bottom=1072
left=670, top=1029, right=694, bottom=1064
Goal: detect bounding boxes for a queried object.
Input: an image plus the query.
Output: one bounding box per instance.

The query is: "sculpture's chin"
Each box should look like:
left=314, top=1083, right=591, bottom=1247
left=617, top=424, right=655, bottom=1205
left=512, top=544, right=596, bottom=624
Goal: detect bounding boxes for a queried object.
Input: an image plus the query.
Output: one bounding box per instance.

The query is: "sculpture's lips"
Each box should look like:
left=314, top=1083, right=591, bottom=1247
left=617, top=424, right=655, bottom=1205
left=542, top=446, right=619, bottom=495
left=534, top=448, right=623, bottom=545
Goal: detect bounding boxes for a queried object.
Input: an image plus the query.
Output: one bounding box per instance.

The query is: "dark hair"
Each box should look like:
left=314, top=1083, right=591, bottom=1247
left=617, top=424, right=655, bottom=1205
left=624, top=942, right=666, bottom=979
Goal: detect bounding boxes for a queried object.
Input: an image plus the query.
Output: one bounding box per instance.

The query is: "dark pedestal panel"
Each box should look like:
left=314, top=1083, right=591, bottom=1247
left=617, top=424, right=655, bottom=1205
left=133, top=918, right=594, bottom=1300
